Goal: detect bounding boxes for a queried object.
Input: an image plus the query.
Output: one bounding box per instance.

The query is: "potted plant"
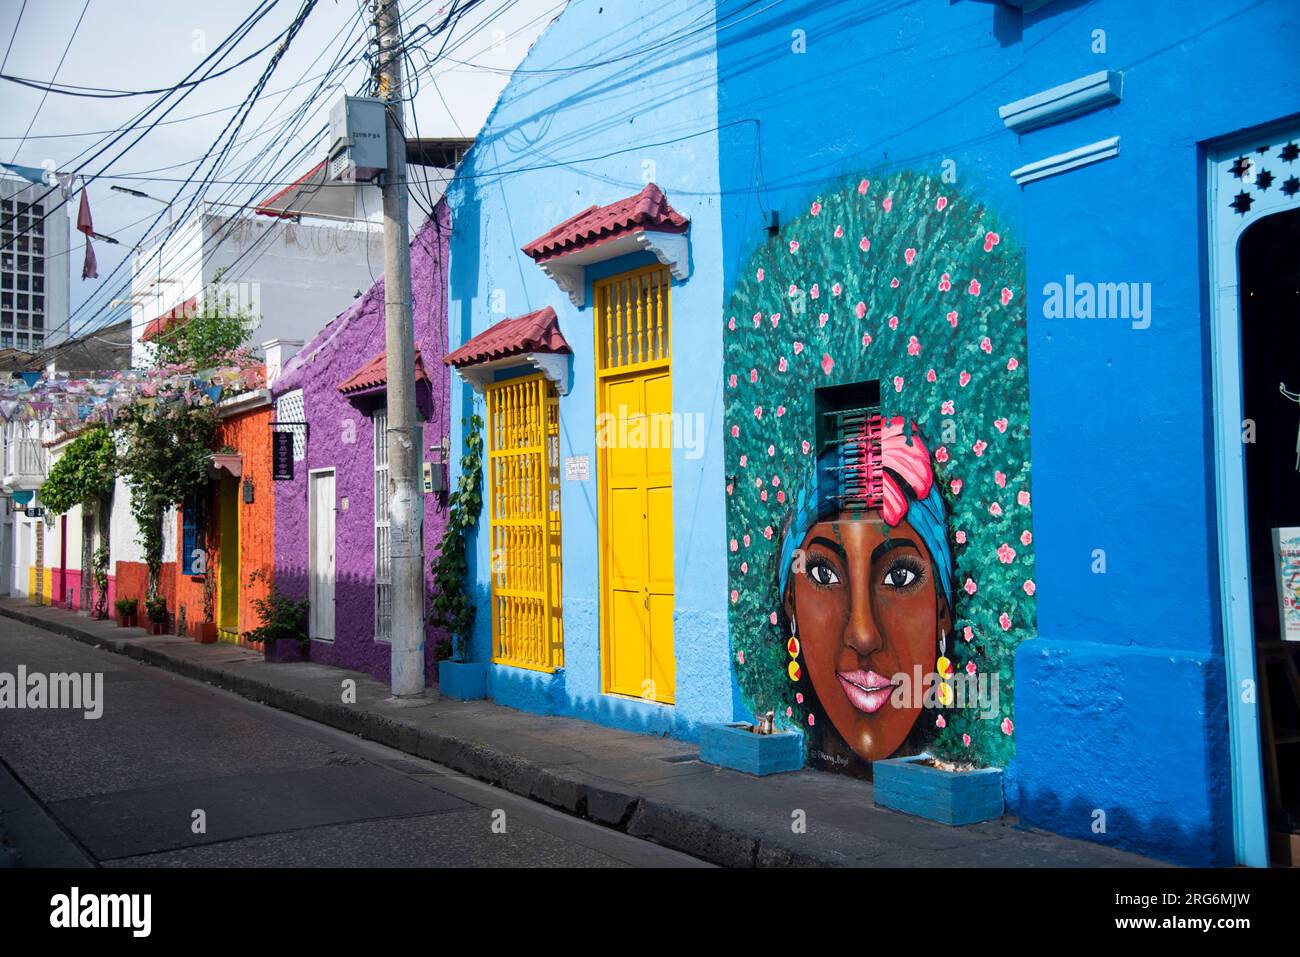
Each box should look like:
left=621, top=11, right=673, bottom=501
left=242, top=568, right=310, bottom=663
left=114, top=597, right=138, bottom=628
left=429, top=415, right=487, bottom=700
left=700, top=705, right=805, bottom=776
left=144, top=597, right=168, bottom=635
left=871, top=674, right=1006, bottom=826
left=191, top=563, right=218, bottom=644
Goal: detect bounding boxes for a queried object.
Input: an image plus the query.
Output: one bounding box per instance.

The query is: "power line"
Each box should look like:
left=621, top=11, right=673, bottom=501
left=0, top=0, right=26, bottom=75
left=8, top=0, right=92, bottom=163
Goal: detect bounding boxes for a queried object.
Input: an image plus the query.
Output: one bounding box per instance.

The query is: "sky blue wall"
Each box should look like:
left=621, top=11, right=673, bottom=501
left=444, top=0, right=733, bottom=739
left=715, top=0, right=1299, bottom=865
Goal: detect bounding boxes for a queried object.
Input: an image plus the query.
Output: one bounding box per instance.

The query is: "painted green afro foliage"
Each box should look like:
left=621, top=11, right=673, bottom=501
left=722, top=170, right=1035, bottom=769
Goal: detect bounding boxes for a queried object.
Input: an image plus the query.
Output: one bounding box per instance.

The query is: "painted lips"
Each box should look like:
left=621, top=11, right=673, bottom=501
left=837, top=669, right=895, bottom=714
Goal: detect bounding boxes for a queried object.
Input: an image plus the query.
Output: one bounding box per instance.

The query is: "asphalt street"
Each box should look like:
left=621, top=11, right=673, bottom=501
left=0, top=619, right=710, bottom=868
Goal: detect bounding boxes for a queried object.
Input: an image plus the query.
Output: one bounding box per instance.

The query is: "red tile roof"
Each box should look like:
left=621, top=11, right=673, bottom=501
left=521, top=183, right=688, bottom=263
left=338, top=349, right=431, bottom=394
left=445, top=306, right=571, bottom=367
left=140, top=296, right=199, bottom=343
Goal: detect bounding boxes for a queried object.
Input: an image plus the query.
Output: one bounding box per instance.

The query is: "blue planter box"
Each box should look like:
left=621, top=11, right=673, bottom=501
left=438, top=660, right=487, bottom=700
left=700, top=723, right=804, bottom=776
left=872, top=754, right=1004, bottom=826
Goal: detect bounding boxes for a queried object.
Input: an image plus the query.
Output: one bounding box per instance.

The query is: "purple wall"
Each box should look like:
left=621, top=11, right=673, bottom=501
left=272, top=208, right=450, bottom=685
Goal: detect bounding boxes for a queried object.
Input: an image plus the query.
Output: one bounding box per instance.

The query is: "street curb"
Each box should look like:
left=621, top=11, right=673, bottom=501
left=0, top=604, right=826, bottom=868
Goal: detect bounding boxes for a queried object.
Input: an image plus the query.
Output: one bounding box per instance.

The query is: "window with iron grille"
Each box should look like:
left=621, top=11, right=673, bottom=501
left=374, top=410, right=391, bottom=642
left=815, top=380, right=883, bottom=514
left=486, top=374, right=564, bottom=672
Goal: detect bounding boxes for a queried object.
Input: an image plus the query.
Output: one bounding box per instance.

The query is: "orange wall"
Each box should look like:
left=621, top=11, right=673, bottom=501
left=172, top=402, right=275, bottom=647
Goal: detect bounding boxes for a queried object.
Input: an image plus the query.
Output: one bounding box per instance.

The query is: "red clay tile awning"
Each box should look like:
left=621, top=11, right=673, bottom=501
left=338, top=349, right=430, bottom=394
left=445, top=306, right=571, bottom=368
left=521, top=183, right=688, bottom=264
left=140, top=296, right=199, bottom=343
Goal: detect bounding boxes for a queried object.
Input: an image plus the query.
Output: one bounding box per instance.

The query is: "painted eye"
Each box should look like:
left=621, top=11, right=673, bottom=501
left=808, top=564, right=840, bottom=586
left=883, top=566, right=917, bottom=588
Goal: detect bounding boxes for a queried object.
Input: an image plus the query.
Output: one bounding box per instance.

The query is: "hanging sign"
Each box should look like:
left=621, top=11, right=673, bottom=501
left=272, top=430, right=295, bottom=481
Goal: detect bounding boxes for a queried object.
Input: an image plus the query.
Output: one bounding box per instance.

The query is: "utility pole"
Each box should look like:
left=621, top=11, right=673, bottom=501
left=375, top=0, right=425, bottom=698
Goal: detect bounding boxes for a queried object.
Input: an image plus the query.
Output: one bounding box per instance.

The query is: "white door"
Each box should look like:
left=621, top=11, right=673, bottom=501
left=309, top=470, right=336, bottom=640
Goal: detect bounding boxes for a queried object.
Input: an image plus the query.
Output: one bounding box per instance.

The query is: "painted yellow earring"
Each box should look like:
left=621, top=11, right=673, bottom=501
left=787, top=633, right=800, bottom=681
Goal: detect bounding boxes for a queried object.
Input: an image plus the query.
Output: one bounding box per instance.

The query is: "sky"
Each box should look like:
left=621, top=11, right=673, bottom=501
left=0, top=0, right=564, bottom=335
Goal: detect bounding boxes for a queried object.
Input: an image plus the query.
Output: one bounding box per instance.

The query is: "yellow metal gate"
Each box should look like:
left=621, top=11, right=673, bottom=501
left=595, top=264, right=675, bottom=704
left=486, top=373, right=564, bottom=672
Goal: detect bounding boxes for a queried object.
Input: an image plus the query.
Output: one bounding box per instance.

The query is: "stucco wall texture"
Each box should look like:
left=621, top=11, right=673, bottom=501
left=711, top=0, right=1300, bottom=865
left=444, top=0, right=731, bottom=739
left=272, top=209, right=450, bottom=685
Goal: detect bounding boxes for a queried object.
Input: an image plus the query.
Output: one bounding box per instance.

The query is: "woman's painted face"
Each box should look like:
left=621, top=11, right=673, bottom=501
left=789, top=512, right=941, bottom=763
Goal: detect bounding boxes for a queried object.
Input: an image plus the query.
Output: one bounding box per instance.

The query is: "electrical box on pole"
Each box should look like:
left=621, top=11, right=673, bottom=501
left=327, top=95, right=388, bottom=183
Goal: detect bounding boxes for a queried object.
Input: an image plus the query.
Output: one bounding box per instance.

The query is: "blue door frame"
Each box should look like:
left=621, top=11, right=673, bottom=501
left=1206, top=117, right=1300, bottom=867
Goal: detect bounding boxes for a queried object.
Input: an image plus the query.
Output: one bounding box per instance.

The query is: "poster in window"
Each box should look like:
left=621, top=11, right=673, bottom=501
left=1271, top=527, right=1300, bottom=641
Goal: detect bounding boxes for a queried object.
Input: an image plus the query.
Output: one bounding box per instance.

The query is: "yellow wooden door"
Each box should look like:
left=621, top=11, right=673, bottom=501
left=217, top=476, right=240, bottom=641
left=599, top=366, right=675, bottom=703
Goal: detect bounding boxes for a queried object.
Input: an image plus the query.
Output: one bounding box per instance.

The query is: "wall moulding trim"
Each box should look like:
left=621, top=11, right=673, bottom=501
left=998, top=70, right=1123, bottom=133
left=1010, top=136, right=1120, bottom=186
left=535, top=228, right=690, bottom=307
left=453, top=351, right=572, bottom=395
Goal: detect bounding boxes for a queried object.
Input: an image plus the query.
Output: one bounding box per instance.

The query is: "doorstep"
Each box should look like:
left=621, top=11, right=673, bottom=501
left=0, top=598, right=1165, bottom=869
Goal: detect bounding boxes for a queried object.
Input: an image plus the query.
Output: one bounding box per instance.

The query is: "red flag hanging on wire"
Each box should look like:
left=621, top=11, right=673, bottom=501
left=76, top=181, right=97, bottom=279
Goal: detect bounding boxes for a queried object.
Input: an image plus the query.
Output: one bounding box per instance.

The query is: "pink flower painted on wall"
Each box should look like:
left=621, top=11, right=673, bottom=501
left=1020, top=530, right=1032, bottom=546
left=821, top=354, right=834, bottom=375
left=907, top=336, right=920, bottom=355
left=936, top=196, right=948, bottom=211
left=939, top=272, right=951, bottom=292
left=951, top=478, right=963, bottom=495
left=964, top=577, right=977, bottom=595
left=997, top=543, right=1016, bottom=564
left=1001, top=287, right=1013, bottom=306
left=1000, top=717, right=1014, bottom=736
left=959, top=370, right=971, bottom=387
left=998, top=612, right=1012, bottom=631
left=989, top=501, right=1003, bottom=517
left=947, top=310, right=959, bottom=328
left=968, top=278, right=981, bottom=296
left=855, top=301, right=867, bottom=319
left=935, top=446, right=949, bottom=463
left=904, top=247, right=916, bottom=265
left=810, top=201, right=822, bottom=216
left=972, top=439, right=987, bottom=457
left=1023, top=579, right=1036, bottom=596
left=882, top=195, right=892, bottom=213
left=994, top=417, right=1008, bottom=433
left=893, top=376, right=904, bottom=393
left=1017, top=490, right=1031, bottom=507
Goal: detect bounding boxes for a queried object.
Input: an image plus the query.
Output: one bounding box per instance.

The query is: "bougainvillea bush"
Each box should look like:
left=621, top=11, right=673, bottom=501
left=722, top=170, right=1035, bottom=770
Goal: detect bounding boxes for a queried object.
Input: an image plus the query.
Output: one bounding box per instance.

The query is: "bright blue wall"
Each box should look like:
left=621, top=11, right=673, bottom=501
left=715, top=0, right=1298, bottom=865
left=444, top=0, right=733, bottom=739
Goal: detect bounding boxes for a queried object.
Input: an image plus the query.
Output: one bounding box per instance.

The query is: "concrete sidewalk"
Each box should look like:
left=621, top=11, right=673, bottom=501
left=0, top=598, right=1162, bottom=868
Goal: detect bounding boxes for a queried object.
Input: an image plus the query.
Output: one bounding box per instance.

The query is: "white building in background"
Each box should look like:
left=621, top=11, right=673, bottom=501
left=1, top=175, right=71, bottom=352
left=129, top=138, right=471, bottom=369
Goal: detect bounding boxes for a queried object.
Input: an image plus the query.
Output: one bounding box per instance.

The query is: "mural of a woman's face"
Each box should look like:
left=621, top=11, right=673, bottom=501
left=788, top=511, right=945, bottom=763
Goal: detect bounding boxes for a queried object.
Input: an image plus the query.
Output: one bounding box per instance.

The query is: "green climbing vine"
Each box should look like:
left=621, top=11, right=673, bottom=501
left=39, top=427, right=116, bottom=516
left=116, top=402, right=218, bottom=597
left=428, top=413, right=484, bottom=662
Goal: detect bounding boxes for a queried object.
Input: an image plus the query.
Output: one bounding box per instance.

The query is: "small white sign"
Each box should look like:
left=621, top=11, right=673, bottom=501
left=564, top=455, right=590, bottom=482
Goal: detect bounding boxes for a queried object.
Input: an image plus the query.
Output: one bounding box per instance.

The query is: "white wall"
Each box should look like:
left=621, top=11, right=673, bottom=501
left=130, top=207, right=384, bottom=368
